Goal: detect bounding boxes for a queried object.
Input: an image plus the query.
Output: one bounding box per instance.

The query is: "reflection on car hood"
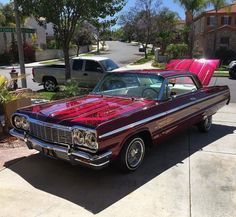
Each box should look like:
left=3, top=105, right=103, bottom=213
left=20, top=95, right=155, bottom=128
left=166, top=59, right=220, bottom=86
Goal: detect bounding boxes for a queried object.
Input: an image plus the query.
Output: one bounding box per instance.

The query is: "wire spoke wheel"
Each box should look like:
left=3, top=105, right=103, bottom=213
left=125, top=138, right=145, bottom=171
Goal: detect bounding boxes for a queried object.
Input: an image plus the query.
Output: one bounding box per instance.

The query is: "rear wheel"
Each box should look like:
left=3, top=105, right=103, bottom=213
left=198, top=116, right=212, bottom=133
left=118, top=137, right=146, bottom=172
left=229, top=67, right=236, bottom=79
left=43, top=78, right=57, bottom=92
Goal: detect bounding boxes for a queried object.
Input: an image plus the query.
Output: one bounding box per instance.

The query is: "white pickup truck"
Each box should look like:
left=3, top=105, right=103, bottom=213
left=32, top=56, right=119, bottom=91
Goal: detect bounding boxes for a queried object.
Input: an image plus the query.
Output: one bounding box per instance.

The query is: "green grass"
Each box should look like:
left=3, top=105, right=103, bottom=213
left=214, top=71, right=229, bottom=77
left=132, top=54, right=154, bottom=65
left=39, top=59, right=63, bottom=65
left=79, top=53, right=96, bottom=57
left=152, top=61, right=165, bottom=69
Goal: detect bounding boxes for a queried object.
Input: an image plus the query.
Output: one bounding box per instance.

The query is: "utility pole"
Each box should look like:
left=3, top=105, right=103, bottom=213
left=13, top=0, right=27, bottom=88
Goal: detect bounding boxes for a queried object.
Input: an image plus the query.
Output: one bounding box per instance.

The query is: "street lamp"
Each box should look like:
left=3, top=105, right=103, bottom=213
left=13, top=0, right=27, bottom=88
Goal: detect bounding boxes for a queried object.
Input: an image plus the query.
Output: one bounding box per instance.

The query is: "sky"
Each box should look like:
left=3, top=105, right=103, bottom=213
left=0, top=0, right=185, bottom=19
left=124, top=0, right=185, bottom=19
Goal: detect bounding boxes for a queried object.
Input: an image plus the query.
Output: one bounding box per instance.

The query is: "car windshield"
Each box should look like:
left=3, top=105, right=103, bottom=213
left=92, top=72, right=164, bottom=100
left=100, top=59, right=119, bottom=71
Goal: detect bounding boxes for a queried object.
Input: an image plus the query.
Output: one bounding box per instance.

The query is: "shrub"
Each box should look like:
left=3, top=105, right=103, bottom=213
left=166, top=43, right=188, bottom=59
left=215, top=47, right=236, bottom=65
left=0, top=52, right=11, bottom=65
left=23, top=42, right=36, bottom=63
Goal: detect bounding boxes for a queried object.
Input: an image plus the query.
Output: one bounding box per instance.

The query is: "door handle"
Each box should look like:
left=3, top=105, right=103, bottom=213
left=83, top=73, right=88, bottom=76
left=190, top=97, right=196, bottom=101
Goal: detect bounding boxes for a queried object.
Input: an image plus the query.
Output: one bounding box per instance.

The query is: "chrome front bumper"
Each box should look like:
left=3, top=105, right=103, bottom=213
left=10, top=129, right=112, bottom=169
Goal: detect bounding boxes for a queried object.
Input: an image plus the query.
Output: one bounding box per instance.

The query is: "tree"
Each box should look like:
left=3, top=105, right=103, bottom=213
left=73, top=22, right=93, bottom=56
left=174, top=0, right=207, bottom=57
left=154, top=7, right=180, bottom=55
left=207, top=0, right=228, bottom=56
left=120, top=0, right=162, bottom=59
left=91, top=18, right=116, bottom=52
left=18, top=0, right=125, bottom=80
left=0, top=3, right=16, bottom=52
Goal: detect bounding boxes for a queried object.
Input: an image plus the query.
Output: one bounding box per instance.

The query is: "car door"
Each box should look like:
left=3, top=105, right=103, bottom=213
left=160, top=75, right=200, bottom=135
left=71, top=59, right=85, bottom=86
left=83, top=60, right=105, bottom=87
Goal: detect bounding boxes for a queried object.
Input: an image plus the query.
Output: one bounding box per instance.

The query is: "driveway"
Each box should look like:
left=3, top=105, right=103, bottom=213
left=0, top=103, right=235, bottom=217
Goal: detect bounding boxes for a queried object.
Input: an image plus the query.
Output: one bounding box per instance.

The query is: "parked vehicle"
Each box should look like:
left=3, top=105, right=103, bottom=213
left=32, top=56, right=119, bottom=91
left=228, top=60, right=236, bottom=78
left=139, top=44, right=145, bottom=52
left=10, top=59, right=230, bottom=172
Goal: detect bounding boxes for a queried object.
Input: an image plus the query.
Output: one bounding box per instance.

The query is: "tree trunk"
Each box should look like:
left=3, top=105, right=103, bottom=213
left=3, top=33, right=8, bottom=52
left=185, top=11, right=194, bottom=58
left=213, top=9, right=218, bottom=57
left=97, top=38, right=100, bottom=53
left=144, top=44, right=148, bottom=59
left=63, top=46, right=71, bottom=81
left=76, top=45, right=80, bottom=56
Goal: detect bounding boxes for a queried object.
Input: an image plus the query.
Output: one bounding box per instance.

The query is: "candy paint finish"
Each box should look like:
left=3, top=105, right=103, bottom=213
left=20, top=95, right=156, bottom=128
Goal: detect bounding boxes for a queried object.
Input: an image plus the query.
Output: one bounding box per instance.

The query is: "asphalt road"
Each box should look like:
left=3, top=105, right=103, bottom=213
left=210, top=77, right=236, bottom=103
left=101, top=41, right=142, bottom=66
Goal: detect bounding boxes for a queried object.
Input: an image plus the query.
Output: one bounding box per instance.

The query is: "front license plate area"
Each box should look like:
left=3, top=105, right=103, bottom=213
left=42, top=147, right=56, bottom=157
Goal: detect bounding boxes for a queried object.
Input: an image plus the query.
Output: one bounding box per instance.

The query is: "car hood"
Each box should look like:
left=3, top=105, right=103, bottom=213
left=166, top=59, right=220, bottom=86
left=19, top=95, right=155, bottom=128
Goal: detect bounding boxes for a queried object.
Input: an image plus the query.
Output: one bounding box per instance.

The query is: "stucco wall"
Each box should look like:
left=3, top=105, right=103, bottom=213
left=35, top=45, right=91, bottom=61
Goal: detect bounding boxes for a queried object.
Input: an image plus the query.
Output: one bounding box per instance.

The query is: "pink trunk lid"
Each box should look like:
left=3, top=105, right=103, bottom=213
left=166, top=59, right=220, bottom=86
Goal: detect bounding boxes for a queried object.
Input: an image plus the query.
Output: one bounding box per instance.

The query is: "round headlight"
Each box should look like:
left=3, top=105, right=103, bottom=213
left=13, top=115, right=29, bottom=131
left=14, top=116, right=22, bottom=129
left=72, top=129, right=85, bottom=145
left=21, top=117, right=30, bottom=131
left=85, top=131, right=98, bottom=150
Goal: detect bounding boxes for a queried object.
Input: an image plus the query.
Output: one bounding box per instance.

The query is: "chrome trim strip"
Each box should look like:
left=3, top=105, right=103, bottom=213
left=99, top=89, right=229, bottom=139
left=9, top=129, right=112, bottom=169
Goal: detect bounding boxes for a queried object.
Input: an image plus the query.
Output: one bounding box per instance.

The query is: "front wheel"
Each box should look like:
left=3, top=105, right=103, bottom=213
left=118, top=137, right=146, bottom=172
left=43, top=78, right=57, bottom=92
left=197, top=116, right=212, bottom=133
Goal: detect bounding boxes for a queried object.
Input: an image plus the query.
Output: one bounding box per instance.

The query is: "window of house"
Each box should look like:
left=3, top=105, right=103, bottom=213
left=221, top=16, right=232, bottom=25
left=220, top=37, right=229, bottom=47
left=207, top=16, right=216, bottom=26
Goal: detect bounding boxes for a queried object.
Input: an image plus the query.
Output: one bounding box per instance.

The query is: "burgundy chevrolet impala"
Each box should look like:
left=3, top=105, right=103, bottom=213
left=10, top=59, right=230, bottom=172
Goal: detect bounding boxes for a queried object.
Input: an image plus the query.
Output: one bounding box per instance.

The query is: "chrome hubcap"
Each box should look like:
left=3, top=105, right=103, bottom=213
left=126, top=139, right=144, bottom=168
left=205, top=117, right=212, bottom=129
left=45, top=81, right=55, bottom=91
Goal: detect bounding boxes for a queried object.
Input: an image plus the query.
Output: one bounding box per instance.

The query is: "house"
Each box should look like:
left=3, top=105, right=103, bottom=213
left=24, top=17, right=55, bottom=48
left=192, top=3, right=236, bottom=57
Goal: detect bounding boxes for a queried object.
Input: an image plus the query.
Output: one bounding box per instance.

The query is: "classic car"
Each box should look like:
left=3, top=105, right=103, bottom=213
left=10, top=59, right=230, bottom=172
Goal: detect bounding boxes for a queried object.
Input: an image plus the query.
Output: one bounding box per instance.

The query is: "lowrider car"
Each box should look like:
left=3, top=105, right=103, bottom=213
left=10, top=59, right=230, bottom=172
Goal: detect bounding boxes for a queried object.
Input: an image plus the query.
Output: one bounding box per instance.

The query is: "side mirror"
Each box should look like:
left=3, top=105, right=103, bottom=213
left=97, top=67, right=103, bottom=73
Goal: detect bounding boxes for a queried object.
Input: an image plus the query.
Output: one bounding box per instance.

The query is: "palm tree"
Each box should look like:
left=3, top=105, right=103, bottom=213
left=174, top=0, right=207, bottom=57
left=207, top=0, right=228, bottom=56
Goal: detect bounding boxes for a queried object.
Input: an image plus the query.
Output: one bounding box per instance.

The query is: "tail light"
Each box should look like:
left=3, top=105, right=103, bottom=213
left=32, top=68, right=35, bottom=77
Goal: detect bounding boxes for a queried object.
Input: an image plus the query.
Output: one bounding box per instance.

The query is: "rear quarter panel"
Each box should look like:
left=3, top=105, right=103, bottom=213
left=34, top=67, right=66, bottom=84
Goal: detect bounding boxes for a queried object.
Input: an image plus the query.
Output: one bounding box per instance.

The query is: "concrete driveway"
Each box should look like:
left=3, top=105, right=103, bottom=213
left=0, top=103, right=235, bottom=217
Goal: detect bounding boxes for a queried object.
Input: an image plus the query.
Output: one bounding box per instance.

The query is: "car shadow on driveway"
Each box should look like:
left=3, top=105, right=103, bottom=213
left=4, top=124, right=236, bottom=214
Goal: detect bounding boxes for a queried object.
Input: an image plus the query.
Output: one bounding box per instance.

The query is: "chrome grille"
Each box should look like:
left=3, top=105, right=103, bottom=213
left=29, top=122, right=72, bottom=145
